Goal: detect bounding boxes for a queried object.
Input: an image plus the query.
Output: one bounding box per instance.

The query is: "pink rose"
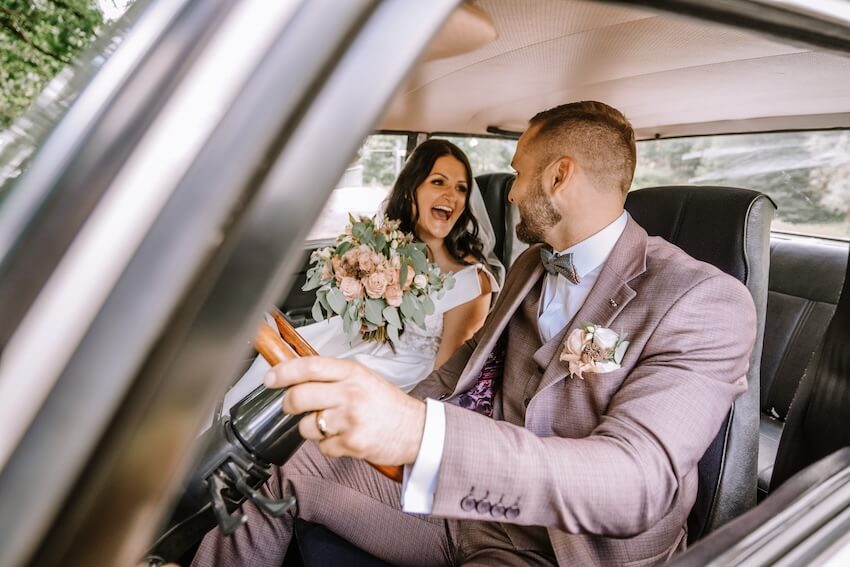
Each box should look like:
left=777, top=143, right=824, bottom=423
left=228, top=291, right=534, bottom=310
left=358, top=247, right=375, bottom=273
left=386, top=267, right=399, bottom=287
left=332, top=257, right=344, bottom=283
left=385, top=285, right=403, bottom=307
left=320, top=261, right=333, bottom=281
left=363, top=272, right=388, bottom=299
left=401, top=265, right=415, bottom=291
left=340, top=276, right=363, bottom=300
left=559, top=328, right=592, bottom=379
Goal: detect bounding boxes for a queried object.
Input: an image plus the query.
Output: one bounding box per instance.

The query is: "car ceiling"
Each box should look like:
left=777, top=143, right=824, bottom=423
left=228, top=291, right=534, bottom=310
left=377, top=0, right=850, bottom=139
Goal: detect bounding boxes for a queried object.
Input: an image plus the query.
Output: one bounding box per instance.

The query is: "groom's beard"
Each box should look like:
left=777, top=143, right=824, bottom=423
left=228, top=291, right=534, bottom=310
left=516, top=174, right=561, bottom=245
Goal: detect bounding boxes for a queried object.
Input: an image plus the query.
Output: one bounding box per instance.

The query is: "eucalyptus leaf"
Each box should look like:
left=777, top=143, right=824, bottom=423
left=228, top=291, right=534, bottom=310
left=411, top=248, right=428, bottom=274
left=346, top=317, right=361, bottom=341
left=302, top=268, right=322, bottom=291
left=327, top=287, right=346, bottom=315
left=614, top=340, right=630, bottom=364
left=412, top=306, right=425, bottom=328
left=399, top=263, right=409, bottom=292
left=336, top=241, right=353, bottom=257
left=400, top=293, right=416, bottom=319
left=422, top=295, right=435, bottom=315
left=365, top=298, right=385, bottom=326
left=317, top=291, right=331, bottom=315
left=387, top=324, right=400, bottom=346
left=382, top=306, right=401, bottom=328
left=311, top=301, right=325, bottom=322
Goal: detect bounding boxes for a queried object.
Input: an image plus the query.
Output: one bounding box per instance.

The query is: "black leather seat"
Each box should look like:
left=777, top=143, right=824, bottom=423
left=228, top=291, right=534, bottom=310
left=769, top=243, right=850, bottom=491
left=475, top=172, right=514, bottom=265
left=757, top=237, right=847, bottom=497
left=625, top=185, right=775, bottom=541
left=669, top=241, right=850, bottom=565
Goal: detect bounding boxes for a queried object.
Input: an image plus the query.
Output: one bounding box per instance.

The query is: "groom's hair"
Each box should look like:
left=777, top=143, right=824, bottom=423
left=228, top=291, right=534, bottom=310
left=528, top=101, right=636, bottom=195
left=384, top=139, right=485, bottom=265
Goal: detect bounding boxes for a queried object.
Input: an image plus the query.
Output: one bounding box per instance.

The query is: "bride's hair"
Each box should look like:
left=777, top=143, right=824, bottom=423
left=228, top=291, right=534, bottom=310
left=384, top=139, right=485, bottom=265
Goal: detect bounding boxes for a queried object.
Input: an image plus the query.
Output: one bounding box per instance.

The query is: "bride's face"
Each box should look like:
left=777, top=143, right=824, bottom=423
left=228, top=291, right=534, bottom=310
left=414, top=155, right=469, bottom=241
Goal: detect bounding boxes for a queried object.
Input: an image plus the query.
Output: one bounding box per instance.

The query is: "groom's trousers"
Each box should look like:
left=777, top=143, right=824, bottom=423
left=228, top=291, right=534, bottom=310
left=190, top=441, right=557, bottom=567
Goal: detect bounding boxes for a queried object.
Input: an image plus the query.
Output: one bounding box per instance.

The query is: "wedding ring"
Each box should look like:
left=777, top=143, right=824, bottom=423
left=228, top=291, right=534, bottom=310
left=315, top=410, right=329, bottom=438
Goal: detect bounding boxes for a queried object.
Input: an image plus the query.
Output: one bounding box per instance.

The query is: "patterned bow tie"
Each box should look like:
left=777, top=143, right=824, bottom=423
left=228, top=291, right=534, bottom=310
left=540, top=248, right=581, bottom=284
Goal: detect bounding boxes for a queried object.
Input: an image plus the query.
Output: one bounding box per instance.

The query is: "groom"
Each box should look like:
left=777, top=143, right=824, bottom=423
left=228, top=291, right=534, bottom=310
left=192, top=101, right=756, bottom=566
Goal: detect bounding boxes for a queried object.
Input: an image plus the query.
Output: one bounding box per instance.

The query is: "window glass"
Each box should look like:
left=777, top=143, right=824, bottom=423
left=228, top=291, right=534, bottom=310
left=433, top=135, right=517, bottom=176
left=306, top=133, right=410, bottom=242
left=633, top=131, right=850, bottom=239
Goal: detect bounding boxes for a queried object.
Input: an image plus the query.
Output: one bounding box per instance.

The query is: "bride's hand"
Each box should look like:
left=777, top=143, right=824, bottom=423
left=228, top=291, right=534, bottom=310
left=265, top=357, right=426, bottom=466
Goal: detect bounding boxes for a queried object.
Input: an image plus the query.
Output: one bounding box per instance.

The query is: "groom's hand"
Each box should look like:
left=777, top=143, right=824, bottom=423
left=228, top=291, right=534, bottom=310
left=265, top=357, right=426, bottom=466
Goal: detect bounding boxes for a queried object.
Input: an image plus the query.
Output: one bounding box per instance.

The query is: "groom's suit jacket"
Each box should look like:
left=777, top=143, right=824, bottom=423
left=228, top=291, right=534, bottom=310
left=410, top=216, right=756, bottom=566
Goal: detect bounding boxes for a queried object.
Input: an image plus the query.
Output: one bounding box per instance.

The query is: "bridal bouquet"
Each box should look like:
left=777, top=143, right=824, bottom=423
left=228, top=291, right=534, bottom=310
left=303, top=215, right=454, bottom=346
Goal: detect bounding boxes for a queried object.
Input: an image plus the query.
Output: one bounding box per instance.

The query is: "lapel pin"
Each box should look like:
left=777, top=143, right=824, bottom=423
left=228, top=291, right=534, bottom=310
left=608, top=298, right=618, bottom=308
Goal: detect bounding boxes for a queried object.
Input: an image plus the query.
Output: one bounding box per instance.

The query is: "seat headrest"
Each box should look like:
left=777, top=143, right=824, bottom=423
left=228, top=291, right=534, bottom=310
left=625, top=186, right=776, bottom=284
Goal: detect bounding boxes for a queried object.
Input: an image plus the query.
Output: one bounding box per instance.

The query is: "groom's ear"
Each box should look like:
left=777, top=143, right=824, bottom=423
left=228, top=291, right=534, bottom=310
left=548, top=156, right=575, bottom=196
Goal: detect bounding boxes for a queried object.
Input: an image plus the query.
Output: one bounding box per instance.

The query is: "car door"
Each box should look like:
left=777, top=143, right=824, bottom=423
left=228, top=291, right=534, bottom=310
left=0, top=1, right=458, bottom=565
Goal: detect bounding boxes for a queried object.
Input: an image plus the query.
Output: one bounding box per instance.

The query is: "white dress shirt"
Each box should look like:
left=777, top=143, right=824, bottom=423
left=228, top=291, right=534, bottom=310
left=402, top=212, right=629, bottom=514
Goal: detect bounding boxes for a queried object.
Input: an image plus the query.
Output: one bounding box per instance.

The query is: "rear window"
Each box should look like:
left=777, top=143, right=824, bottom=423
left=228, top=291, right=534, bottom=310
left=307, top=133, right=411, bottom=242
left=633, top=131, right=850, bottom=239
left=432, top=135, right=517, bottom=177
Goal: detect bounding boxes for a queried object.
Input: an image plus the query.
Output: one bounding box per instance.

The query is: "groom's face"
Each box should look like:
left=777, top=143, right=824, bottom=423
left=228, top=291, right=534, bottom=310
left=510, top=128, right=562, bottom=245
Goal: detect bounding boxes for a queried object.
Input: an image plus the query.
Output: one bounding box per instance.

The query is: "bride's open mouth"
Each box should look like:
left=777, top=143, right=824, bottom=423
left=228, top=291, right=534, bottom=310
left=431, top=205, right=453, bottom=222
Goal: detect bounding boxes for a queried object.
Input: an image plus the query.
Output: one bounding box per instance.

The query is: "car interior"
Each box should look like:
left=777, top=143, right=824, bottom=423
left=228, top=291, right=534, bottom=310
left=0, top=0, right=848, bottom=565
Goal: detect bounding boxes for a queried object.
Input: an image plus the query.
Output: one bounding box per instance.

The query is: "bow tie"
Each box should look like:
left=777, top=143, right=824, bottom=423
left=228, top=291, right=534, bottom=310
left=540, top=248, right=581, bottom=284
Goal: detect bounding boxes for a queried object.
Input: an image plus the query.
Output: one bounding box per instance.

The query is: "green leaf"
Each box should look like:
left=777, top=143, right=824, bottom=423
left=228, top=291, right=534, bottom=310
left=327, top=287, right=346, bottom=315
left=400, top=293, right=416, bottom=319
left=387, top=323, right=400, bottom=346
left=422, top=295, right=435, bottom=315
left=302, top=267, right=322, bottom=291
left=336, top=241, right=353, bottom=257
left=399, top=262, right=409, bottom=291
left=614, top=340, right=630, bottom=364
left=382, top=306, right=401, bottom=328
left=346, top=316, right=361, bottom=341
left=311, top=300, right=325, bottom=322
left=374, top=234, right=387, bottom=253
left=411, top=305, right=425, bottom=328
left=411, top=248, right=428, bottom=274
left=365, top=298, right=385, bottom=326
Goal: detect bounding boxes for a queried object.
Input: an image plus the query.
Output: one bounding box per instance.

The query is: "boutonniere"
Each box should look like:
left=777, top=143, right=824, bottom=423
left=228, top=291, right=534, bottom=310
left=560, top=323, right=629, bottom=380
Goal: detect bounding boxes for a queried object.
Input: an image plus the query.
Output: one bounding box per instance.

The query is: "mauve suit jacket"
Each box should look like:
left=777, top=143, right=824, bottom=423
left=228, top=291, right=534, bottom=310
left=409, top=216, right=756, bottom=566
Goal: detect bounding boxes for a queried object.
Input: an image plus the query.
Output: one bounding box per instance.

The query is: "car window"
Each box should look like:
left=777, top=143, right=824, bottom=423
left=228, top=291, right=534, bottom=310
left=633, top=131, right=850, bottom=239
left=306, top=133, right=411, bottom=242
left=433, top=135, right=517, bottom=176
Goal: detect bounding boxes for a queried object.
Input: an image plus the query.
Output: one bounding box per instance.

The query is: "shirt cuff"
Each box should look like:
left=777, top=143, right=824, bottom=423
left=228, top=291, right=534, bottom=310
left=400, top=398, right=446, bottom=514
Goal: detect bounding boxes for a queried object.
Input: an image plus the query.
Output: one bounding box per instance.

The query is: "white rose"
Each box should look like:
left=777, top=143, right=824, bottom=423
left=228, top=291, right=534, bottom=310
left=593, top=327, right=619, bottom=350
left=413, top=274, right=428, bottom=289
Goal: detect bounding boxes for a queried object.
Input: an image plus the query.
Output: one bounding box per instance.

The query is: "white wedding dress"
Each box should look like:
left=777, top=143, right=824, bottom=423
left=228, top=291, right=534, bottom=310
left=218, top=263, right=500, bottom=416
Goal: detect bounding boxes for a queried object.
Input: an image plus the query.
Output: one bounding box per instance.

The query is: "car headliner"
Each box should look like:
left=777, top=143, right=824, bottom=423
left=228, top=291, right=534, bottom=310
left=378, top=0, right=850, bottom=139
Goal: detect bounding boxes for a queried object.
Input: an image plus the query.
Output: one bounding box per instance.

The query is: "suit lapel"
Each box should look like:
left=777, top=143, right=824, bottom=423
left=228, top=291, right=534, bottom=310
left=453, top=245, right=545, bottom=395
left=535, top=217, right=649, bottom=394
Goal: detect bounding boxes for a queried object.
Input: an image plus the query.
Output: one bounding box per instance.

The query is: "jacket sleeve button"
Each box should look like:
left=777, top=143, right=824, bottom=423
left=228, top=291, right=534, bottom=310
left=476, top=499, right=492, bottom=514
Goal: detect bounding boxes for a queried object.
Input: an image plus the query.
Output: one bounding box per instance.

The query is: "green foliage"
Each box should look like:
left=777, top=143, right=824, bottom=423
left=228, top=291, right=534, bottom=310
left=0, top=0, right=103, bottom=130
left=436, top=136, right=517, bottom=175
left=634, top=132, right=850, bottom=233
left=361, top=135, right=406, bottom=186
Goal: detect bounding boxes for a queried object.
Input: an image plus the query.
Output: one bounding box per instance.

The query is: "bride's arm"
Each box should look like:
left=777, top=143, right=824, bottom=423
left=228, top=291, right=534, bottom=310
left=434, top=270, right=492, bottom=369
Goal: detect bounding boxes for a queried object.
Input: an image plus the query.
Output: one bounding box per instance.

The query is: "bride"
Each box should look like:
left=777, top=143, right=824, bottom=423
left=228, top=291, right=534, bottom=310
left=220, top=140, right=502, bottom=413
